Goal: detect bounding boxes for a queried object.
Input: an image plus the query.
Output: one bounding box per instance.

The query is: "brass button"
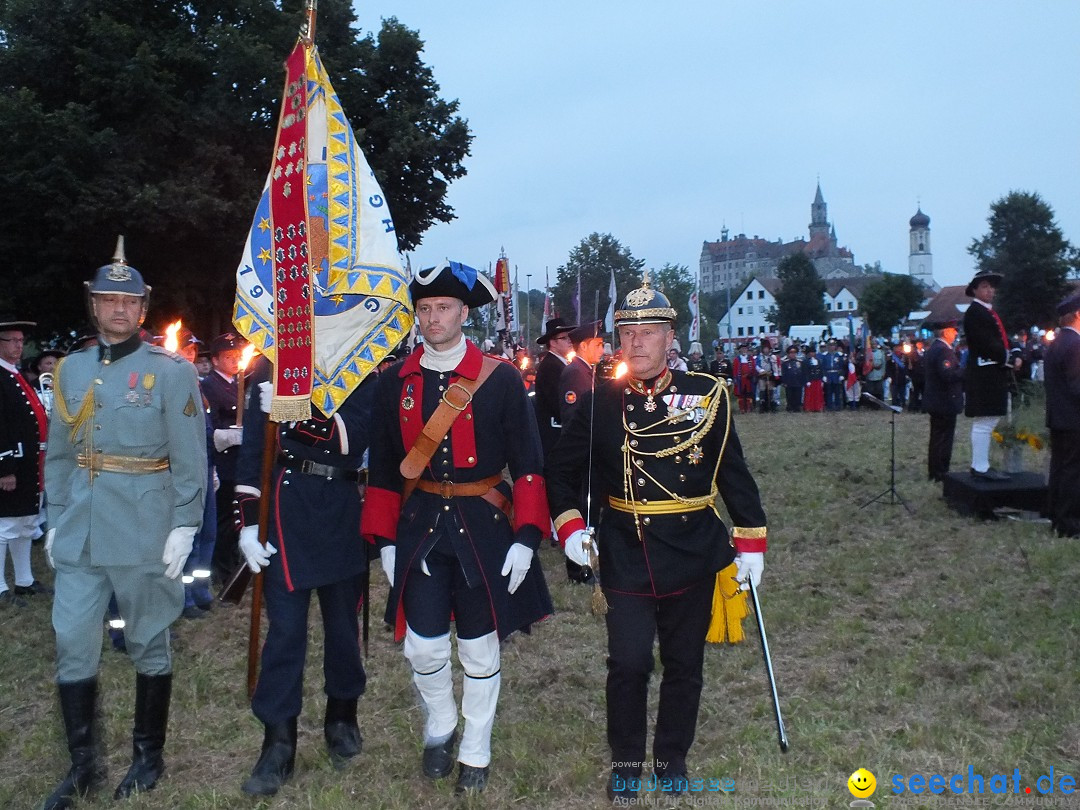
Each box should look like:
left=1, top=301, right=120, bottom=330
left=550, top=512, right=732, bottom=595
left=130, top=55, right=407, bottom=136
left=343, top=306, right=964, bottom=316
left=443, top=473, right=450, bottom=480
left=526, top=475, right=533, bottom=482
left=630, top=439, right=638, bottom=447
left=675, top=456, right=682, bottom=463
left=626, top=404, right=634, bottom=411
left=438, top=385, right=445, bottom=391
left=637, top=478, right=645, bottom=486
left=681, top=515, right=688, bottom=522
left=628, top=422, right=637, bottom=429
left=467, top=456, right=475, bottom=464
left=642, top=517, right=651, bottom=525
left=443, top=505, right=450, bottom=512
left=679, top=474, right=686, bottom=481
left=670, top=386, right=677, bottom=392
left=465, top=413, right=472, bottom=420
left=459, top=528, right=465, bottom=534
left=624, top=388, right=632, bottom=395
left=442, top=447, right=449, bottom=453
left=94, top=379, right=103, bottom=385
left=641, top=498, right=649, bottom=505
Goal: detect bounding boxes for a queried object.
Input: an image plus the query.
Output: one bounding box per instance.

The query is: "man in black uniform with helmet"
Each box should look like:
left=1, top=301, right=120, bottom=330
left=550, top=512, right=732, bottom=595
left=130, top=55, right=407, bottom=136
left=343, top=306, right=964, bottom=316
left=548, top=273, right=769, bottom=803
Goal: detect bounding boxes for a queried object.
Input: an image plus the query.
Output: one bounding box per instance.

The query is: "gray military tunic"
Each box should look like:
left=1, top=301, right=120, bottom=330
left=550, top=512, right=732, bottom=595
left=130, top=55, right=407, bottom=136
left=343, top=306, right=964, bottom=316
left=45, top=335, right=206, bottom=681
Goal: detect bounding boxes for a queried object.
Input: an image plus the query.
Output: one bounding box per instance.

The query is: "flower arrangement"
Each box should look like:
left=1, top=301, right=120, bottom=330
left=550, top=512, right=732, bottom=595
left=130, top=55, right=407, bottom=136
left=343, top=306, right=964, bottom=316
left=992, top=385, right=1049, bottom=452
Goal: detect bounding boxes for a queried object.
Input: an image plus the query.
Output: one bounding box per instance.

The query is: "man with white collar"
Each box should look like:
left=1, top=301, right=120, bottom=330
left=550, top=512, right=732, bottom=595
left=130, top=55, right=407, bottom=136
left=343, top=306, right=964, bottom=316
left=0, top=314, right=51, bottom=607
left=1044, top=292, right=1080, bottom=537
left=962, top=269, right=1011, bottom=481
left=363, top=261, right=553, bottom=794
left=532, top=316, right=576, bottom=458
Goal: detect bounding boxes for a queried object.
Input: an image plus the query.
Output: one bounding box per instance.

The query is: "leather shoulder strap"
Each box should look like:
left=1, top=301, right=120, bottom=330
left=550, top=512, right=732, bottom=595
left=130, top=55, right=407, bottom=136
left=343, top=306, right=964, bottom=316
left=399, top=356, right=501, bottom=483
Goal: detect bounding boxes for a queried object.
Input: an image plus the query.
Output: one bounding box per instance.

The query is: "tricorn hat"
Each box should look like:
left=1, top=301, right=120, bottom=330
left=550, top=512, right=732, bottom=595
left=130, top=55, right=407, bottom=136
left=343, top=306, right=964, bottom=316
left=614, top=271, right=676, bottom=326
left=536, top=316, right=576, bottom=345
left=924, top=318, right=959, bottom=331
left=0, top=314, right=36, bottom=331
left=965, top=268, right=1003, bottom=298
left=409, top=260, right=496, bottom=309
left=86, top=236, right=150, bottom=297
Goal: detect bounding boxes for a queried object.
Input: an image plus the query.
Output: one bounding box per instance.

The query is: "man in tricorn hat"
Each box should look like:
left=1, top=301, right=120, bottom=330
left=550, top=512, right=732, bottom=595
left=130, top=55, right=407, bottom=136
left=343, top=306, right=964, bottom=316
left=532, top=316, right=577, bottom=456
left=41, top=238, right=206, bottom=808
left=363, top=260, right=553, bottom=793
left=547, top=273, right=768, bottom=802
left=0, top=313, right=51, bottom=607
left=963, top=268, right=1011, bottom=480
left=922, top=319, right=964, bottom=482
left=1044, top=291, right=1080, bottom=537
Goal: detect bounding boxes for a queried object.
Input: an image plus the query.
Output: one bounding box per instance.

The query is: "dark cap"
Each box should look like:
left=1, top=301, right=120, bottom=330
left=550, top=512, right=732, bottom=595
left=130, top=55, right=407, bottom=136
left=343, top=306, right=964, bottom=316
left=410, top=260, right=496, bottom=308
left=210, top=332, right=244, bottom=356
left=569, top=320, right=603, bottom=345
left=925, top=318, right=959, bottom=331
left=1057, top=292, right=1080, bottom=318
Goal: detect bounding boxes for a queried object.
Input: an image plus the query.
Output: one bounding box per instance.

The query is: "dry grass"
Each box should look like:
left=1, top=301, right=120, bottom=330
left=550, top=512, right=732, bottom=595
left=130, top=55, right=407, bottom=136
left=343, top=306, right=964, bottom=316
left=2, top=408, right=1079, bottom=809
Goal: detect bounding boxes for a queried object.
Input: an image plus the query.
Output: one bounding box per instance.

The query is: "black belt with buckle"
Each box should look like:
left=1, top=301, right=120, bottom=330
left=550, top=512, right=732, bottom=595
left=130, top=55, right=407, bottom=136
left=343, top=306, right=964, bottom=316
left=279, top=456, right=365, bottom=482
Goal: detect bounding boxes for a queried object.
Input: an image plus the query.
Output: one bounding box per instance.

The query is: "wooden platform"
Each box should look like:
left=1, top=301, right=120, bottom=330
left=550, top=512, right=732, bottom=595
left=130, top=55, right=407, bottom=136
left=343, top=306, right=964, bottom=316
left=942, top=470, right=1049, bottom=520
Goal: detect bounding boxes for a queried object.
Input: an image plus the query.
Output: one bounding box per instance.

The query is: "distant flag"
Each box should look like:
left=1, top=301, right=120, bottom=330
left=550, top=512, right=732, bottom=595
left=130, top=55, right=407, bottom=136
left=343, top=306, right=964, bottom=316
left=688, top=290, right=701, bottom=342
left=232, top=33, right=413, bottom=420
left=540, top=267, right=552, bottom=334
left=575, top=267, right=582, bottom=325
left=493, top=254, right=512, bottom=334
left=603, top=268, right=617, bottom=333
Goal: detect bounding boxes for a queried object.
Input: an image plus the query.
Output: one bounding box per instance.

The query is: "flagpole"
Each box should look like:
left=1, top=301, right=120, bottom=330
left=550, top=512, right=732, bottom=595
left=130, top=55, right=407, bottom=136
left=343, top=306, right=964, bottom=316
left=300, top=0, right=317, bottom=45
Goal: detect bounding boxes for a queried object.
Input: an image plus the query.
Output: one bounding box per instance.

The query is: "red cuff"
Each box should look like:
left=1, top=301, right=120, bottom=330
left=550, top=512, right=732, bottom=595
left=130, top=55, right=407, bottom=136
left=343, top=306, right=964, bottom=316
left=553, top=510, right=585, bottom=546
left=733, top=531, right=767, bottom=553
left=512, top=474, right=551, bottom=537
left=361, top=486, right=401, bottom=541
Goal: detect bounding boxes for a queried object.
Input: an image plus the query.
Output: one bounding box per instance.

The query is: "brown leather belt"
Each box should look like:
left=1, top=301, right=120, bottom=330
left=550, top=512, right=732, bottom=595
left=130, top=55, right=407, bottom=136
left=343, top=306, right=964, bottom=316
left=76, top=452, right=170, bottom=474
left=413, top=473, right=512, bottom=519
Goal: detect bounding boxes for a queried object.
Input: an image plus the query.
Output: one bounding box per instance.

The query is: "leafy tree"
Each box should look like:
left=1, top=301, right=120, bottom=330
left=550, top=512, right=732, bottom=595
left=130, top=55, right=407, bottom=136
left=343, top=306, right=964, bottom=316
left=0, top=0, right=470, bottom=339
left=772, top=254, right=827, bottom=334
left=968, top=191, right=1075, bottom=331
left=552, top=233, right=644, bottom=332
left=651, top=263, right=696, bottom=346
left=859, top=273, right=924, bottom=335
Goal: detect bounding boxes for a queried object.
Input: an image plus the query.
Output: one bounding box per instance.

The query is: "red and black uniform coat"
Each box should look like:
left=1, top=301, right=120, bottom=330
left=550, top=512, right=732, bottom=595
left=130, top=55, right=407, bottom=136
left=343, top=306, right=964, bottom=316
left=0, top=365, right=46, bottom=517
left=548, top=370, right=767, bottom=597
left=362, top=341, right=553, bottom=640
left=963, top=301, right=1010, bottom=417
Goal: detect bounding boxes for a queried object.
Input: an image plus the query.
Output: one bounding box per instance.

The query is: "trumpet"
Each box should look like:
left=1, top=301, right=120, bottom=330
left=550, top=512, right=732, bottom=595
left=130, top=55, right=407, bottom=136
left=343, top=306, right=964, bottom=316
left=37, top=371, right=54, bottom=417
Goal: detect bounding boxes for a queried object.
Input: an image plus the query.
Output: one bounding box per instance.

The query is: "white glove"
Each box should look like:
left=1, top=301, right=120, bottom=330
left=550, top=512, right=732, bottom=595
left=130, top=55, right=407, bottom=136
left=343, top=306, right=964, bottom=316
left=238, top=525, right=277, bottom=572
left=563, top=528, right=592, bottom=567
left=45, top=528, right=56, bottom=569
left=380, top=545, right=395, bottom=588
left=735, top=551, right=764, bottom=591
left=501, top=543, right=533, bottom=594
left=258, top=380, right=273, bottom=414
left=213, top=427, right=243, bottom=452
left=212, top=468, right=221, bottom=493
left=162, top=526, right=198, bottom=580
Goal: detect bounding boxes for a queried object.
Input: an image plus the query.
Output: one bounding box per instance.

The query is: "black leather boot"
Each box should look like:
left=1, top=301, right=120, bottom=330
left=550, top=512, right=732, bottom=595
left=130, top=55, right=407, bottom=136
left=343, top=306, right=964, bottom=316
left=324, top=696, right=362, bottom=767
left=242, top=718, right=297, bottom=796
left=42, top=678, right=105, bottom=810
left=114, top=673, right=171, bottom=799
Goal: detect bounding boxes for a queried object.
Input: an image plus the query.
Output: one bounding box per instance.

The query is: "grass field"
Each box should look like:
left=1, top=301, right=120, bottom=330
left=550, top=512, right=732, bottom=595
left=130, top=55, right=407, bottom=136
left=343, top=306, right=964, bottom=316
left=2, top=407, right=1078, bottom=809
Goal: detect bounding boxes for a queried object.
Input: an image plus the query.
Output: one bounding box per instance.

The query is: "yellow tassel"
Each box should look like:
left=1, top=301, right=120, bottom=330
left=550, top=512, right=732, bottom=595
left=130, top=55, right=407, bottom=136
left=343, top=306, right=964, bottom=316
left=705, top=563, right=749, bottom=644
left=591, top=583, right=608, bottom=616
left=270, top=395, right=313, bottom=423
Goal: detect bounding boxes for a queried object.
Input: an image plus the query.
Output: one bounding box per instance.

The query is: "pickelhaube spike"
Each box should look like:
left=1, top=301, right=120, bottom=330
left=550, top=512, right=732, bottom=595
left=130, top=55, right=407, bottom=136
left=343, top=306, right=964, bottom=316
left=112, top=235, right=127, bottom=265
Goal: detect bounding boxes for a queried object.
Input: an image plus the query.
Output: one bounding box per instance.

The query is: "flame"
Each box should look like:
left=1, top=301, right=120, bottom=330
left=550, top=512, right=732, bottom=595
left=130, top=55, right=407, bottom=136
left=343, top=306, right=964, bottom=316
left=903, top=342, right=912, bottom=354
left=614, top=361, right=628, bottom=379
left=164, top=320, right=182, bottom=353
left=519, top=356, right=530, bottom=369
left=238, top=343, right=257, bottom=371
left=1045, top=330, right=1055, bottom=342
left=566, top=350, right=576, bottom=362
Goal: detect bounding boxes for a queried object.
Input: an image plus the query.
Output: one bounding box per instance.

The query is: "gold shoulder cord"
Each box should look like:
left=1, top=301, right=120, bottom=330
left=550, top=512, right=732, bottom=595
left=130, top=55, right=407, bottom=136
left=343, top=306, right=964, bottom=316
left=622, top=373, right=733, bottom=532
left=52, top=359, right=96, bottom=446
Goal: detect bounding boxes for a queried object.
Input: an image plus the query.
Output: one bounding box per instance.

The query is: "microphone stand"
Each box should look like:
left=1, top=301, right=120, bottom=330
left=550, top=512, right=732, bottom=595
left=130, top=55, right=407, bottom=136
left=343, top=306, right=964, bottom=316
left=859, top=392, right=912, bottom=513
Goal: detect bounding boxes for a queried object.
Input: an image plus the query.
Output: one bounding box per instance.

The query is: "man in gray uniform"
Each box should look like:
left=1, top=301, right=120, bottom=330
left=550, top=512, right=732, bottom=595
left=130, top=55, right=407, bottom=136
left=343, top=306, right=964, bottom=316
left=41, top=239, right=207, bottom=809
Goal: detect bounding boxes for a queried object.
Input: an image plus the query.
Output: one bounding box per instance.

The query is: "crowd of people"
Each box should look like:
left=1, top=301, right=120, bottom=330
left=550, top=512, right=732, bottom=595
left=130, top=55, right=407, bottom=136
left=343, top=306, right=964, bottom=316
left=2, top=245, right=1077, bottom=808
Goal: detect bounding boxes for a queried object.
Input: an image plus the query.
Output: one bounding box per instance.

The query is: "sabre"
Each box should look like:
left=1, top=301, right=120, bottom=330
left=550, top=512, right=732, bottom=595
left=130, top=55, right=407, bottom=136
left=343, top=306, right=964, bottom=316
left=582, top=310, right=606, bottom=615
left=747, top=578, right=789, bottom=753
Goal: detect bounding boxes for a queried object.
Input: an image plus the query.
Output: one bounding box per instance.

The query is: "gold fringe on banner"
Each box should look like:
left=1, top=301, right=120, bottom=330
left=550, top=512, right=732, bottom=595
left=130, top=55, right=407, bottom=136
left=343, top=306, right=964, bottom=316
left=705, top=562, right=749, bottom=644
left=270, top=396, right=313, bottom=424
